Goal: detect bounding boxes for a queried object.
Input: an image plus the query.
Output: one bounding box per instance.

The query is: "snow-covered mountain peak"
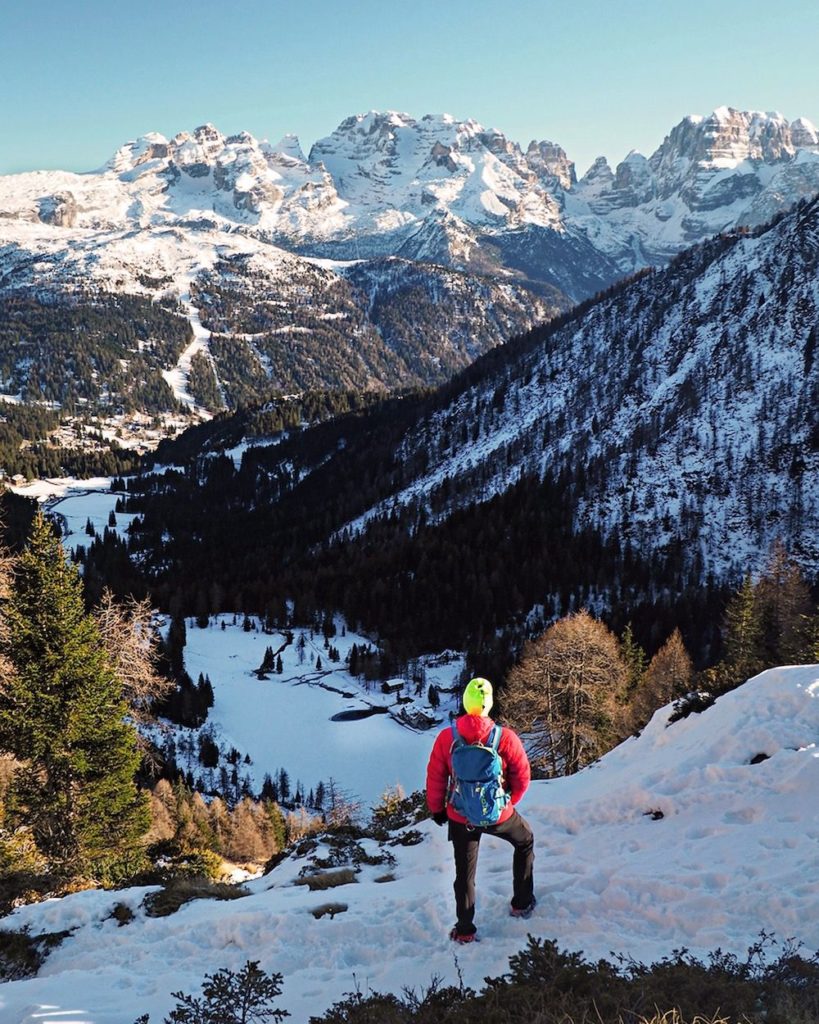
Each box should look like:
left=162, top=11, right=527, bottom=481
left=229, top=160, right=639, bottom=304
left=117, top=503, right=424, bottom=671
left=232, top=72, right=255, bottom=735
left=525, top=138, right=577, bottom=190
left=654, top=107, right=806, bottom=173
left=1, top=105, right=818, bottom=309
left=791, top=116, right=819, bottom=147
left=269, top=132, right=307, bottom=164
left=106, top=131, right=171, bottom=174
left=578, top=154, right=614, bottom=184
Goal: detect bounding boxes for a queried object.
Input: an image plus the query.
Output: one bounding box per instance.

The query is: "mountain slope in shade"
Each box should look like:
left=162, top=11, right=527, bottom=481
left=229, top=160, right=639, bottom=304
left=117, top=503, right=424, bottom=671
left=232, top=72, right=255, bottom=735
left=1, top=664, right=817, bottom=1023
left=333, top=193, right=819, bottom=581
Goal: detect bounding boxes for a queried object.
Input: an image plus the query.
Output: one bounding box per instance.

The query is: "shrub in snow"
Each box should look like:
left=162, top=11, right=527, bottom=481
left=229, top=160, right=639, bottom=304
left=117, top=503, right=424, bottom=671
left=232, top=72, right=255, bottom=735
left=369, top=786, right=428, bottom=838
left=143, top=876, right=249, bottom=918
left=135, top=959, right=288, bottom=1024
left=309, top=933, right=819, bottom=1024
left=310, top=901, right=347, bottom=919
left=294, top=867, right=357, bottom=891
left=0, top=926, right=70, bottom=982
left=667, top=690, right=716, bottom=724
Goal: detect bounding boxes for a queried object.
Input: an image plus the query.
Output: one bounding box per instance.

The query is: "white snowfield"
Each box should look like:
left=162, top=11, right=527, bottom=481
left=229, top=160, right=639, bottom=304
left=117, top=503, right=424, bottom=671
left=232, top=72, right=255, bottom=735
left=1, top=665, right=817, bottom=1024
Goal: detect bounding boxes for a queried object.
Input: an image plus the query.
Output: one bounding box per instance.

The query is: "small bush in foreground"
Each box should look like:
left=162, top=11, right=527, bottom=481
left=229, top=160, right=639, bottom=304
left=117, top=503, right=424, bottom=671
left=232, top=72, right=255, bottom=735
left=135, top=959, right=288, bottom=1024
left=0, top=926, right=71, bottom=981
left=308, top=933, right=819, bottom=1024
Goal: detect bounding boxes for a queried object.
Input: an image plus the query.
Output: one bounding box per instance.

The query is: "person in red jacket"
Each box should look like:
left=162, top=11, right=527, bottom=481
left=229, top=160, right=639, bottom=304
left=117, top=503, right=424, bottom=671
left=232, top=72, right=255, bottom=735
left=426, top=676, right=535, bottom=943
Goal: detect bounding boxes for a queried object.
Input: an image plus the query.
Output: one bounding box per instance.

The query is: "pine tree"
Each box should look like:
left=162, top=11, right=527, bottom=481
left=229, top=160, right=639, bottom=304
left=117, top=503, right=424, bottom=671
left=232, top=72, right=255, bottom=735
left=620, top=623, right=647, bottom=696
left=146, top=959, right=288, bottom=1024
left=755, top=541, right=815, bottom=666
left=712, top=574, right=764, bottom=693
left=0, top=513, right=148, bottom=874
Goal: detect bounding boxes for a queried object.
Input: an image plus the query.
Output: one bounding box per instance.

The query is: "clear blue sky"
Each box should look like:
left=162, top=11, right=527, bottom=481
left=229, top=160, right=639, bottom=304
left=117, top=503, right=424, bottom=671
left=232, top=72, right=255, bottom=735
left=2, top=0, right=818, bottom=177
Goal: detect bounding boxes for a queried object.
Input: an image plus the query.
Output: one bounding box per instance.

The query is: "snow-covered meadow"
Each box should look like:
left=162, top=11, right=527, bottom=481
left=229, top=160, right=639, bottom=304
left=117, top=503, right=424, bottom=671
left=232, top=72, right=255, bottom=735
left=12, top=478, right=463, bottom=807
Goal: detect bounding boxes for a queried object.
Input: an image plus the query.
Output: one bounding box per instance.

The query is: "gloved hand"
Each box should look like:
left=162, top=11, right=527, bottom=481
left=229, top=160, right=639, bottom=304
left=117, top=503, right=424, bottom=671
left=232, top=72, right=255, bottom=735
left=432, top=809, right=448, bottom=826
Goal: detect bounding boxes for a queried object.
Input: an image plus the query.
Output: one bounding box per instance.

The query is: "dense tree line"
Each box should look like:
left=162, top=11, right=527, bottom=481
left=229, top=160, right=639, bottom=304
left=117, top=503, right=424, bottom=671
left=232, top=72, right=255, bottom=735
left=0, top=402, right=135, bottom=478
left=146, top=387, right=396, bottom=467
left=147, top=779, right=288, bottom=866
left=103, top=444, right=729, bottom=674
left=0, top=292, right=190, bottom=413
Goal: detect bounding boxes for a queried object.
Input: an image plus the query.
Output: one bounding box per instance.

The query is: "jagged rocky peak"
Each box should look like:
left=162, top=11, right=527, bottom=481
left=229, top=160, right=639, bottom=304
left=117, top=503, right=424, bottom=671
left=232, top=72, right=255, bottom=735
left=321, top=109, right=416, bottom=147
left=651, top=107, right=816, bottom=175
left=192, top=122, right=225, bottom=148
left=107, top=132, right=171, bottom=174
left=476, top=125, right=516, bottom=155
left=525, top=139, right=577, bottom=190
left=269, top=133, right=308, bottom=164
left=225, top=130, right=255, bottom=147
left=791, top=117, right=819, bottom=149
left=307, top=110, right=417, bottom=185
left=612, top=151, right=654, bottom=205
left=170, top=123, right=226, bottom=176
left=580, top=155, right=615, bottom=185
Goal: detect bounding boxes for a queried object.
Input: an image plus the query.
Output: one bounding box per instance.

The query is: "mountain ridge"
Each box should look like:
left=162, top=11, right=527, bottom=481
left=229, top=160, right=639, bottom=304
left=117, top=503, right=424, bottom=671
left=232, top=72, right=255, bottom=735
left=1, top=104, right=817, bottom=419
left=3, top=105, right=818, bottom=300
left=118, top=195, right=819, bottom=663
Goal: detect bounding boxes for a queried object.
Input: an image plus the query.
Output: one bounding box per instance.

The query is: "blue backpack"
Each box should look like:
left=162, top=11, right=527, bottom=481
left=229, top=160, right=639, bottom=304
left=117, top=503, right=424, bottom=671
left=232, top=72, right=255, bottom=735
left=448, top=721, right=510, bottom=827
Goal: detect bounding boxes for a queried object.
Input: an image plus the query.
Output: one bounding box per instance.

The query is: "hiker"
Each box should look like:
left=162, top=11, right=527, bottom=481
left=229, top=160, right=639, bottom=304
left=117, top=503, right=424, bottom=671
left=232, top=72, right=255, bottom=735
left=426, top=676, right=535, bottom=943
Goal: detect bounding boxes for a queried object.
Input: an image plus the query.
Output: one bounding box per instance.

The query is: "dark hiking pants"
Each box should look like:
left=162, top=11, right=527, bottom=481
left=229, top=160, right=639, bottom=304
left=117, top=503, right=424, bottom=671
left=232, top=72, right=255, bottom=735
left=448, top=809, right=534, bottom=935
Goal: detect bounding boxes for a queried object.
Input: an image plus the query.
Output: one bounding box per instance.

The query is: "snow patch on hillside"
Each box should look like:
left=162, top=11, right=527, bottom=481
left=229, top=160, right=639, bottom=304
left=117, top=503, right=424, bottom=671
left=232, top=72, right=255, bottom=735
left=160, top=292, right=222, bottom=412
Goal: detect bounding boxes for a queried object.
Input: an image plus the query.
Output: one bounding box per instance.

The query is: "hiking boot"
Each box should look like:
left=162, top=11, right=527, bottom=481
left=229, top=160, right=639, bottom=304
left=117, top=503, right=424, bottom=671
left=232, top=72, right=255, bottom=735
left=449, top=926, right=477, bottom=943
left=509, top=896, right=537, bottom=919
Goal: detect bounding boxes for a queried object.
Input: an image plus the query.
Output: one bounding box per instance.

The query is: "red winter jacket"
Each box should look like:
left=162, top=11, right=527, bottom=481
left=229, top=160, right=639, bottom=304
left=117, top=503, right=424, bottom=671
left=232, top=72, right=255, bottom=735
left=426, top=714, right=531, bottom=826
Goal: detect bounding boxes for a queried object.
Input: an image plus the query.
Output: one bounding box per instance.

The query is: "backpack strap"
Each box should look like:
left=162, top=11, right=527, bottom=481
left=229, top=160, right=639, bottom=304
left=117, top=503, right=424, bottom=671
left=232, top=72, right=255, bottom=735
left=487, top=724, right=502, bottom=751
left=450, top=719, right=463, bottom=749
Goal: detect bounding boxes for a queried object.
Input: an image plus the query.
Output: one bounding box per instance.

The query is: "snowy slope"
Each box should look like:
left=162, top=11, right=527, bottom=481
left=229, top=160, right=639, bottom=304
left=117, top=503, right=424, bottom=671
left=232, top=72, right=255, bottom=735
left=1, top=665, right=817, bottom=1023
left=341, top=193, right=819, bottom=580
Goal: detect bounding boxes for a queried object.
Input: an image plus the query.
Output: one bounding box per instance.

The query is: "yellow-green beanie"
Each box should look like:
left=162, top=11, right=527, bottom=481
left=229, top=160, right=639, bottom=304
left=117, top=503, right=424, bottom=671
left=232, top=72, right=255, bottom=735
left=463, top=677, right=493, bottom=716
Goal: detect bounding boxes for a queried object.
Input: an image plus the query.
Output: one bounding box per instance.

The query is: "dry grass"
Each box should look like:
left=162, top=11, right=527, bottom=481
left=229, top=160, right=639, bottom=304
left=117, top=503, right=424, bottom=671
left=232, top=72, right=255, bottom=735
left=143, top=877, right=249, bottom=918
left=637, top=1013, right=732, bottom=1024
left=295, top=867, right=357, bottom=891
